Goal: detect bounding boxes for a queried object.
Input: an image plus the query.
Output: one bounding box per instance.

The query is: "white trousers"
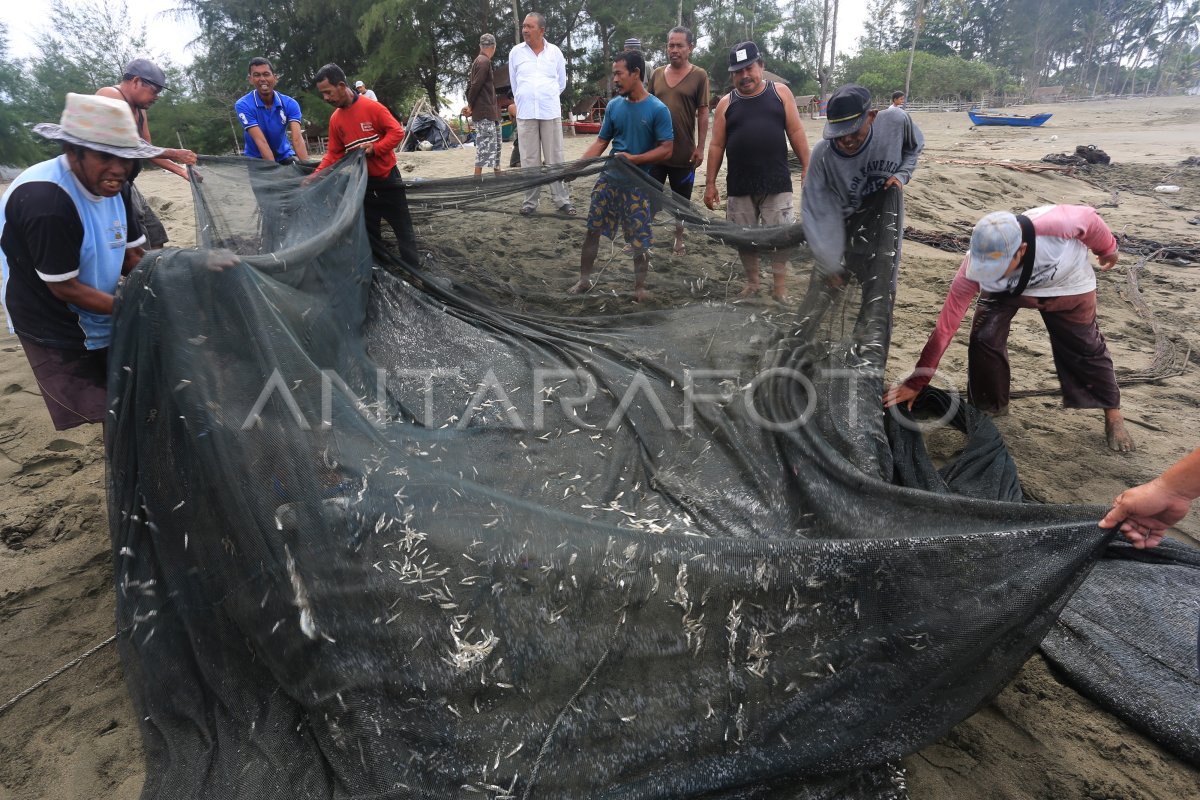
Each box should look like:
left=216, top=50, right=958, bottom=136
left=516, top=118, right=570, bottom=209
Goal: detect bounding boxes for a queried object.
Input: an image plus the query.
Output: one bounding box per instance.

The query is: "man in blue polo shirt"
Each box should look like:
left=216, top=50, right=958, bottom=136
left=235, top=57, right=309, bottom=164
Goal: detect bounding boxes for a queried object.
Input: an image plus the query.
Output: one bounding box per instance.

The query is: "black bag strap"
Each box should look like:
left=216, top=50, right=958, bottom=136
left=1001, top=214, right=1037, bottom=297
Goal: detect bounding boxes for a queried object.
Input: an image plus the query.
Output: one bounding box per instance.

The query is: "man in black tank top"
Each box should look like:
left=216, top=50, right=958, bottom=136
left=704, top=42, right=811, bottom=302
left=96, top=59, right=198, bottom=248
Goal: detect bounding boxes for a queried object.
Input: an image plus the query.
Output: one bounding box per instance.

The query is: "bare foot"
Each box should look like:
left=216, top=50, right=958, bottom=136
left=672, top=238, right=686, bottom=256
left=738, top=284, right=761, bottom=298
left=568, top=279, right=593, bottom=294
left=634, top=287, right=648, bottom=303
left=1105, top=410, right=1136, bottom=452
left=771, top=292, right=790, bottom=304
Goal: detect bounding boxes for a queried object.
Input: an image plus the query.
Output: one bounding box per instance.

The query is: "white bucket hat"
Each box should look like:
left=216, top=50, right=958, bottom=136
left=32, top=93, right=166, bottom=160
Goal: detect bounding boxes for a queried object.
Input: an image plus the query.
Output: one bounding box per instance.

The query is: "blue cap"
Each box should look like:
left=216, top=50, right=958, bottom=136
left=967, top=211, right=1023, bottom=283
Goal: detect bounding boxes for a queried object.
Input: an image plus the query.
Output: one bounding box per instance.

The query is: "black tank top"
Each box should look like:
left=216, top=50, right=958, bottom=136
left=112, top=86, right=148, bottom=182
left=725, top=81, right=791, bottom=196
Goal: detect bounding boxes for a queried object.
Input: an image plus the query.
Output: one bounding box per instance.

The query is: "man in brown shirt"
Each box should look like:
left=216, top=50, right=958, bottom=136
left=646, top=26, right=709, bottom=255
left=467, top=34, right=502, bottom=178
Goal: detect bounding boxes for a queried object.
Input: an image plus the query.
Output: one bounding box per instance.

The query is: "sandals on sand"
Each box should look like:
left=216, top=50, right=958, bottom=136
left=558, top=204, right=578, bottom=217
left=519, top=206, right=536, bottom=216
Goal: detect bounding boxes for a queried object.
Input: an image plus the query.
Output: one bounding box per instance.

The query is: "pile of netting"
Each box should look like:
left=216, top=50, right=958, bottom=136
left=107, top=152, right=1198, bottom=799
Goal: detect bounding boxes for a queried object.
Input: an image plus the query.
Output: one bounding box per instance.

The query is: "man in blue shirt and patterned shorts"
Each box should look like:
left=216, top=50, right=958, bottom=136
left=568, top=51, right=673, bottom=302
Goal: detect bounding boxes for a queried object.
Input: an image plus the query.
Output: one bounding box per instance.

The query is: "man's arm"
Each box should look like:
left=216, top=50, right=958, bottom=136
left=620, top=139, right=673, bottom=167
left=581, top=137, right=610, bottom=159
left=96, top=86, right=194, bottom=177
left=694, top=104, right=710, bottom=167
left=284, top=96, right=308, bottom=161
left=247, top=126, right=277, bottom=162
left=554, top=45, right=567, bottom=95
left=624, top=103, right=674, bottom=167
left=1036, top=204, right=1118, bottom=260
left=889, top=114, right=924, bottom=189
left=775, top=84, right=810, bottom=176
left=797, top=148, right=850, bottom=276
left=122, top=245, right=146, bottom=276
left=45, top=278, right=114, bottom=315
left=1100, top=446, right=1200, bottom=548
left=466, top=59, right=486, bottom=110
left=365, top=105, right=405, bottom=157
left=508, top=48, right=524, bottom=116
left=127, top=101, right=196, bottom=172
left=702, top=96, right=729, bottom=210
left=287, top=121, right=308, bottom=161
left=883, top=259, right=981, bottom=408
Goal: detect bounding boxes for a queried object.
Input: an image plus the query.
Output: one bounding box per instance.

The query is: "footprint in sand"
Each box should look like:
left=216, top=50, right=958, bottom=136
left=3, top=383, right=22, bottom=395
left=45, top=439, right=85, bottom=452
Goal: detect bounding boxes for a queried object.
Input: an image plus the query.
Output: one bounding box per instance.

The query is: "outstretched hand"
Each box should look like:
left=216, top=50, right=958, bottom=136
left=882, top=383, right=919, bottom=410
left=1098, top=479, right=1190, bottom=548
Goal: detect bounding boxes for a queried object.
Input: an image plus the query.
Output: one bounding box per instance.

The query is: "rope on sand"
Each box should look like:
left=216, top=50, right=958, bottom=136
left=0, top=632, right=119, bottom=717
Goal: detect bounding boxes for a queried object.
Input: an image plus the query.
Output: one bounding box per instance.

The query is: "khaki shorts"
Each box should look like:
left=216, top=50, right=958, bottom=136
left=726, top=192, right=795, bottom=227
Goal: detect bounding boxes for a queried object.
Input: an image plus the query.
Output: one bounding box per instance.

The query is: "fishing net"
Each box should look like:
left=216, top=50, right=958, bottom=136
left=106, top=151, right=1176, bottom=799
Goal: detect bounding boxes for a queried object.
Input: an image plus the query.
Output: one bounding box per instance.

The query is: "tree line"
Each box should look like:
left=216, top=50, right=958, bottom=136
left=1, top=0, right=1197, bottom=168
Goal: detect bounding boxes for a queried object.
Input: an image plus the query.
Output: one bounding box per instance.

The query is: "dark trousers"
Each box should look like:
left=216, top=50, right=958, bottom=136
left=365, top=168, right=419, bottom=266
left=968, top=290, right=1120, bottom=413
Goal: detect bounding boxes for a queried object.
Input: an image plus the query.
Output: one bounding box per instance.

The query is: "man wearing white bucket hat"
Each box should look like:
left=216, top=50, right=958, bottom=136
left=883, top=204, right=1135, bottom=452
left=0, top=93, right=163, bottom=429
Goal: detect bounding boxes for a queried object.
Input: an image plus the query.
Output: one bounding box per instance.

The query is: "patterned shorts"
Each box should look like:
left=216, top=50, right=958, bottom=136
left=585, top=174, right=653, bottom=252
left=474, top=119, right=501, bottom=169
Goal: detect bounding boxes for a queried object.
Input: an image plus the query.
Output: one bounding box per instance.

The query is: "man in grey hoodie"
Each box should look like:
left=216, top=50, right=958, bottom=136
left=800, top=84, right=923, bottom=291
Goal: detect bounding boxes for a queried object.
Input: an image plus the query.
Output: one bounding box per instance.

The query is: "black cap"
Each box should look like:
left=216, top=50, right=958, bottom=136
left=124, top=58, right=168, bottom=90
left=728, top=41, right=761, bottom=72
left=823, top=85, right=872, bottom=139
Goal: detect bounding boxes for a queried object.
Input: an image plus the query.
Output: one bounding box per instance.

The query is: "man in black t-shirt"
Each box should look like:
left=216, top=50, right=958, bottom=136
left=0, top=94, right=164, bottom=429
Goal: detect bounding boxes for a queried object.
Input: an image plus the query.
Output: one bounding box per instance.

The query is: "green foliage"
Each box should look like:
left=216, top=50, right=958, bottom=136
left=840, top=47, right=997, bottom=100
left=0, top=24, right=43, bottom=167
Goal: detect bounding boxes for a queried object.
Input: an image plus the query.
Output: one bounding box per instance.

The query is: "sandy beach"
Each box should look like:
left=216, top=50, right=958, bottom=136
left=2, top=95, right=1198, bottom=798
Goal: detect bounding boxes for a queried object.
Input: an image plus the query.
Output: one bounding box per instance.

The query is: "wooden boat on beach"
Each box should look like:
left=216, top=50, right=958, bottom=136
left=968, top=110, right=1052, bottom=127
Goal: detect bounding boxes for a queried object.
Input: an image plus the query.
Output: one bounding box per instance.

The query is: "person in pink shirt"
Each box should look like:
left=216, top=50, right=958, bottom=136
left=884, top=205, right=1135, bottom=452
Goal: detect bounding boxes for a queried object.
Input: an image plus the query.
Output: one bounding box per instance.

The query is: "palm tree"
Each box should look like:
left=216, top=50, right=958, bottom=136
left=904, top=0, right=925, bottom=100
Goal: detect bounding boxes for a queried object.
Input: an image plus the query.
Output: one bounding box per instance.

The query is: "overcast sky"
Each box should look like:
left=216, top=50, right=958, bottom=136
left=1, top=0, right=200, bottom=64
left=2, top=1, right=867, bottom=71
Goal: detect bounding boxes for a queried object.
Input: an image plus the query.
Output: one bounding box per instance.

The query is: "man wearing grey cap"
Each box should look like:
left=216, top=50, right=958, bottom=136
left=884, top=205, right=1134, bottom=452
left=96, top=58, right=198, bottom=248
left=800, top=83, right=923, bottom=290
left=467, top=33, right=503, bottom=178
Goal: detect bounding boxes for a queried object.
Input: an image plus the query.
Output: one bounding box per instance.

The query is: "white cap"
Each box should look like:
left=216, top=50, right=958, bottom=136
left=354, top=80, right=365, bottom=88
left=966, top=211, right=1023, bottom=283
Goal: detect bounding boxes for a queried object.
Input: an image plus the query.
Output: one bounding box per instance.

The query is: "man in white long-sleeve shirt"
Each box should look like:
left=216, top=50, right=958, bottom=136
left=508, top=12, right=575, bottom=216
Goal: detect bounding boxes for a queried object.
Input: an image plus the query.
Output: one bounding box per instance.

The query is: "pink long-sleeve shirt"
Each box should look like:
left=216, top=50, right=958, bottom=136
left=902, top=204, right=1118, bottom=392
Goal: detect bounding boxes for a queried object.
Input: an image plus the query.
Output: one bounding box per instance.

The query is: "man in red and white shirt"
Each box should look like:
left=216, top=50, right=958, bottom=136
left=313, top=63, right=418, bottom=265
left=884, top=205, right=1135, bottom=451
